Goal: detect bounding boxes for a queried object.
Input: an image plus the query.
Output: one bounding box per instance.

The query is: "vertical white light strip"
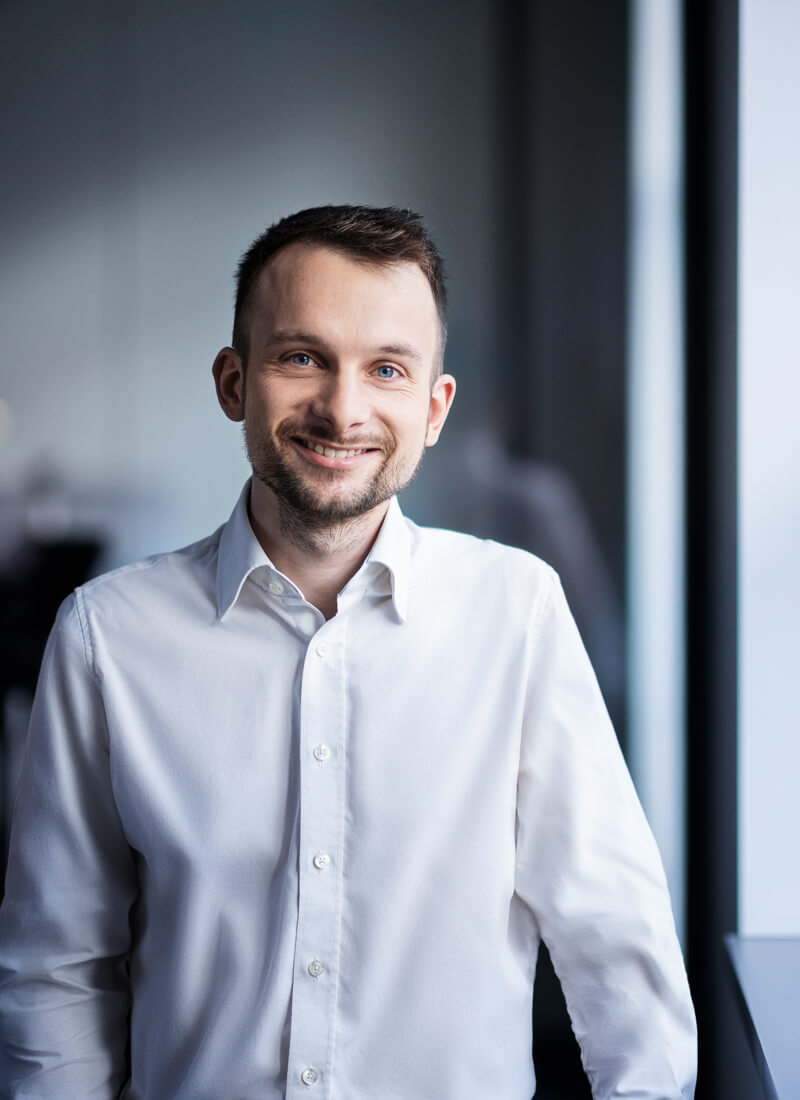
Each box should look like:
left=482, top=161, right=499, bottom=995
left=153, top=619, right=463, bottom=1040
left=738, top=0, right=800, bottom=936
left=627, top=0, right=686, bottom=943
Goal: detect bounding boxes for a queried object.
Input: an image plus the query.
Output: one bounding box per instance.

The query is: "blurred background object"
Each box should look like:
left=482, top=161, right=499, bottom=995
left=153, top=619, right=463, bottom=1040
left=0, top=467, right=103, bottom=864
left=1, top=1, right=797, bottom=1096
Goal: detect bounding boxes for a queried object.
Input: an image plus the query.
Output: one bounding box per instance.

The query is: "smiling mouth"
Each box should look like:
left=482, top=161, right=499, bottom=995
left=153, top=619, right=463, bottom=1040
left=296, top=437, right=378, bottom=459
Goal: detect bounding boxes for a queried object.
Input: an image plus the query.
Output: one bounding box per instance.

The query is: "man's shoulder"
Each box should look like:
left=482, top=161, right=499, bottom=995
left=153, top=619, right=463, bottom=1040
left=75, top=525, right=224, bottom=619
left=406, top=515, right=552, bottom=565
left=404, top=516, right=558, bottom=598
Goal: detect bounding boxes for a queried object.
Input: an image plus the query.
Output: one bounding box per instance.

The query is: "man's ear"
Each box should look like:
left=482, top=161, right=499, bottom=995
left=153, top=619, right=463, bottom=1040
left=213, top=347, right=246, bottom=422
left=425, top=373, right=456, bottom=446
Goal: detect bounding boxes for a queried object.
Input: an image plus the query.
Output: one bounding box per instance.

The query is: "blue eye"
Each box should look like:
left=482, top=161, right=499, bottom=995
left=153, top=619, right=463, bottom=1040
left=376, top=365, right=397, bottom=379
left=290, top=353, right=313, bottom=366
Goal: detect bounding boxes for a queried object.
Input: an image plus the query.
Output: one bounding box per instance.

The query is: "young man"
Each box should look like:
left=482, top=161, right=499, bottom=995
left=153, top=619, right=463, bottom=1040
left=0, top=205, right=696, bottom=1098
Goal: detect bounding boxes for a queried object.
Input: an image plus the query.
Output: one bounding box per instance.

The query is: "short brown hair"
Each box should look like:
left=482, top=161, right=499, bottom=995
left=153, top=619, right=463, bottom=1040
left=232, top=204, right=448, bottom=368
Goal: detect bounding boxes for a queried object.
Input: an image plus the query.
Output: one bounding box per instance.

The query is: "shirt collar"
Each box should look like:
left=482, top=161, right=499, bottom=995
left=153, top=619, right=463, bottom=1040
left=216, top=481, right=272, bottom=620
left=216, top=482, right=411, bottom=622
left=360, top=495, right=410, bottom=623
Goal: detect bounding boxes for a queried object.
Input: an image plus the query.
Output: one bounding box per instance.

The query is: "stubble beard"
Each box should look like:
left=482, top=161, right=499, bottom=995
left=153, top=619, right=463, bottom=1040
left=244, top=418, right=425, bottom=543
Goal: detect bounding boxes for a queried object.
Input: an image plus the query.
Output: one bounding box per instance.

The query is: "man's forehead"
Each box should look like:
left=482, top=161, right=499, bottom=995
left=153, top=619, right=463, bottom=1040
left=254, top=242, right=431, bottom=300
left=251, top=244, right=437, bottom=332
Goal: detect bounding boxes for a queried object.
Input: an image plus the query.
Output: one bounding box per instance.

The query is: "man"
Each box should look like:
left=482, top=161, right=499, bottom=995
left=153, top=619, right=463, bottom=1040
left=0, top=205, right=696, bottom=1098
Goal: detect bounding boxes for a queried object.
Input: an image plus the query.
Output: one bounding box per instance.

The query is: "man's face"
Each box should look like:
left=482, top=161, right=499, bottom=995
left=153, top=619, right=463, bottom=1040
left=216, top=244, right=455, bottom=527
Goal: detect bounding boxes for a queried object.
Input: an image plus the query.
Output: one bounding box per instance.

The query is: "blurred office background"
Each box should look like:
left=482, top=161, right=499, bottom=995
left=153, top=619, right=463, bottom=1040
left=0, top=1, right=797, bottom=1097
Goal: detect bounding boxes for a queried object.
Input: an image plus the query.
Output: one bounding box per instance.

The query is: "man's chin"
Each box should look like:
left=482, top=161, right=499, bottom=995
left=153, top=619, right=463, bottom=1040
left=284, top=489, right=390, bottom=526
left=253, top=469, right=389, bottom=526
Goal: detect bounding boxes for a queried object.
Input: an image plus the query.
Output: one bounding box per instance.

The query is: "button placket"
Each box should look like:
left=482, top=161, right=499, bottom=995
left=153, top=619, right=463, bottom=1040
left=286, top=624, right=347, bottom=1097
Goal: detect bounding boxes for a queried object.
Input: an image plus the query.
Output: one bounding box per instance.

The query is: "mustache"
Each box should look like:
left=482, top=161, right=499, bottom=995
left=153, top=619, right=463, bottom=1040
left=275, top=420, right=391, bottom=452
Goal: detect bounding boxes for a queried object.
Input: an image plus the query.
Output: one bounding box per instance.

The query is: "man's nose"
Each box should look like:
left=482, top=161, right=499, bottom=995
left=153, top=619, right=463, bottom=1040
left=309, top=369, right=370, bottom=434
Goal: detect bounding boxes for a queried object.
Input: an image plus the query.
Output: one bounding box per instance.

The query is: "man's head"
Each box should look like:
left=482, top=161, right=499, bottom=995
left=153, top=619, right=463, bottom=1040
left=213, top=206, right=456, bottom=532
left=232, top=204, right=448, bottom=374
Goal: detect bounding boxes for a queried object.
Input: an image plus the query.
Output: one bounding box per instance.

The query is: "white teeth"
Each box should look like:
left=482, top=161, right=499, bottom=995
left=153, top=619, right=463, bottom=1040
left=307, top=441, right=366, bottom=459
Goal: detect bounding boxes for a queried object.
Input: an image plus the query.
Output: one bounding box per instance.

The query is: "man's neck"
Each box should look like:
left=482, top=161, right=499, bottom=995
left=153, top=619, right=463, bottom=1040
left=248, top=479, right=388, bottom=620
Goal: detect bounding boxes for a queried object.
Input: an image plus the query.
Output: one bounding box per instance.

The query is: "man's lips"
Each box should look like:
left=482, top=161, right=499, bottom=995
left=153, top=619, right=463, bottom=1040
left=291, top=436, right=382, bottom=469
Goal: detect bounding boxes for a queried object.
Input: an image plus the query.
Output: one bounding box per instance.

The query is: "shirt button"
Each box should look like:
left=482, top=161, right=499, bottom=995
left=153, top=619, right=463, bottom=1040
left=313, top=852, right=331, bottom=870
left=315, top=641, right=328, bottom=657
left=268, top=580, right=285, bottom=595
left=307, top=959, right=326, bottom=978
left=313, top=744, right=331, bottom=762
left=301, top=1067, right=319, bottom=1086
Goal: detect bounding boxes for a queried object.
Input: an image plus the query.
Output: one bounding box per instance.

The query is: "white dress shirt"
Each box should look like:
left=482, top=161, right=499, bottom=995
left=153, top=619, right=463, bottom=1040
left=0, top=483, right=696, bottom=1099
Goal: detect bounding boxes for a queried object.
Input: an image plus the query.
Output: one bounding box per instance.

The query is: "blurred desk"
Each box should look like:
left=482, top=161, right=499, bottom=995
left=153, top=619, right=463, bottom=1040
left=725, top=935, right=800, bottom=1100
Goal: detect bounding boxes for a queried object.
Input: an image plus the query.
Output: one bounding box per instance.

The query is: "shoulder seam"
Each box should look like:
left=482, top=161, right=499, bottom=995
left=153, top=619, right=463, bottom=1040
left=73, top=586, right=100, bottom=685
left=526, top=564, right=558, bottom=651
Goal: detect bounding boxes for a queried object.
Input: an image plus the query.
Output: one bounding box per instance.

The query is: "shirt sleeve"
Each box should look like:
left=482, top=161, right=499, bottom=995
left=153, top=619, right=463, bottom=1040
left=515, top=571, right=697, bottom=1099
left=0, top=593, right=138, bottom=1098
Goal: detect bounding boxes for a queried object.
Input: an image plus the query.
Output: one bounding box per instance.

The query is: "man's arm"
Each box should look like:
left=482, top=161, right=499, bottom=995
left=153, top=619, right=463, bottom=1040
left=516, top=572, right=697, bottom=1099
left=0, top=594, right=138, bottom=1098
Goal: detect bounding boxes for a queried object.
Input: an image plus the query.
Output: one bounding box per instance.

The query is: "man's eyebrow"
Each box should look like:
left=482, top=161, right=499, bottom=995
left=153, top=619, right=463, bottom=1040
left=377, top=343, right=424, bottom=363
left=267, top=329, right=321, bottom=346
